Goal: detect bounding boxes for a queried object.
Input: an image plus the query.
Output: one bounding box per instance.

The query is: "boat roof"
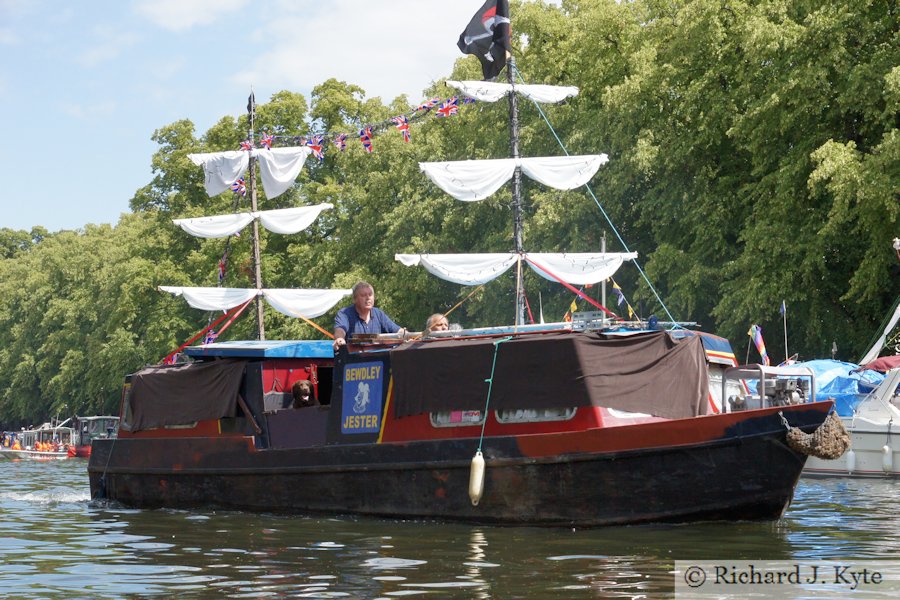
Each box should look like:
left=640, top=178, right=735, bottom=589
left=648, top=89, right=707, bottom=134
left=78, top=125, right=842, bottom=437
left=184, top=340, right=335, bottom=359
left=181, top=327, right=736, bottom=362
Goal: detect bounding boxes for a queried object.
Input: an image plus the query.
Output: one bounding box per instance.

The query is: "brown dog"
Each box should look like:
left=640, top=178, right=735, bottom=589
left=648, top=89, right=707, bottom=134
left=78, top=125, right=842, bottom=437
left=291, top=380, right=316, bottom=408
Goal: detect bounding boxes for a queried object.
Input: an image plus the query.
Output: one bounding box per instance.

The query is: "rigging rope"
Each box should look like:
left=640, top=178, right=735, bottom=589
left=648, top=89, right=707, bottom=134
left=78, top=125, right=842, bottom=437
left=477, top=336, right=513, bottom=453
left=513, top=65, right=679, bottom=326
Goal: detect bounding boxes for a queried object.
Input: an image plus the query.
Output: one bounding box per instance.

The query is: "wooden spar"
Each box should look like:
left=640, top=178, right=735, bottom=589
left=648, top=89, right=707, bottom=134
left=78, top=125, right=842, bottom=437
left=247, top=92, right=266, bottom=340
left=507, top=55, right=525, bottom=326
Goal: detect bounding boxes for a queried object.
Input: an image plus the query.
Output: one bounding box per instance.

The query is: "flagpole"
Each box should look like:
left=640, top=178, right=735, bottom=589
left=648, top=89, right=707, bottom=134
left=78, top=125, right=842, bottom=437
left=247, top=90, right=266, bottom=340
left=781, top=301, right=788, bottom=363
left=507, top=54, right=525, bottom=326
left=601, top=232, right=607, bottom=310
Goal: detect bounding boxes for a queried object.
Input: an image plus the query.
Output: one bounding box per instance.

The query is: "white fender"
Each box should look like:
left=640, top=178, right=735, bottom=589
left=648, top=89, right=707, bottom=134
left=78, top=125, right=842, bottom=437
left=882, top=445, right=893, bottom=473
left=846, top=449, right=856, bottom=474
left=469, top=451, right=485, bottom=506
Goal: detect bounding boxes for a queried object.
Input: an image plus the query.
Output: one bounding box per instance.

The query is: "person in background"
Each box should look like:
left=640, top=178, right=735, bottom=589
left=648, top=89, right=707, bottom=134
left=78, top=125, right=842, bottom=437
left=424, top=313, right=450, bottom=334
left=333, top=281, right=405, bottom=351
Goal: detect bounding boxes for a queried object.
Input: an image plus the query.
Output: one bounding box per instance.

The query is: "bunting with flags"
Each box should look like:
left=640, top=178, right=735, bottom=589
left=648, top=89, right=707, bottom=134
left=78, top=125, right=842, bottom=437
left=612, top=281, right=625, bottom=306
left=203, top=329, right=218, bottom=344
left=230, top=177, right=246, bottom=196
left=359, top=127, right=374, bottom=153
left=748, top=324, right=771, bottom=366
left=230, top=90, right=473, bottom=159
left=417, top=97, right=441, bottom=111
left=436, top=96, right=459, bottom=118
left=307, top=135, right=325, bottom=161
left=563, top=296, right=578, bottom=322
left=391, top=115, right=411, bottom=142
left=217, top=254, right=227, bottom=283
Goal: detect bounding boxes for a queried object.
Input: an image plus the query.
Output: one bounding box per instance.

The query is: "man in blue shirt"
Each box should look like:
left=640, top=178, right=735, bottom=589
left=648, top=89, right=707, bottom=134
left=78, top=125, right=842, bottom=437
left=333, top=281, right=405, bottom=351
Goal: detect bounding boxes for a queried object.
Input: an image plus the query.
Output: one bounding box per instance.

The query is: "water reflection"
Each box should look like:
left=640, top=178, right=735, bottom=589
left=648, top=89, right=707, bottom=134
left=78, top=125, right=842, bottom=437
left=0, top=459, right=899, bottom=597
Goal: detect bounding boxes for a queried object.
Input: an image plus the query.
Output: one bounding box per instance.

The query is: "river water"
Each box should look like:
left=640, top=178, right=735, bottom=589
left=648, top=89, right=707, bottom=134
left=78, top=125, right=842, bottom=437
left=0, top=458, right=898, bottom=598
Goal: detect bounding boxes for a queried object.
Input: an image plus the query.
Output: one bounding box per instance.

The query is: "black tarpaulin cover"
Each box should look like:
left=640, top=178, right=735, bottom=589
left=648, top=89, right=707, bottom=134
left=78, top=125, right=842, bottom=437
left=126, top=359, right=245, bottom=431
left=390, top=331, right=709, bottom=419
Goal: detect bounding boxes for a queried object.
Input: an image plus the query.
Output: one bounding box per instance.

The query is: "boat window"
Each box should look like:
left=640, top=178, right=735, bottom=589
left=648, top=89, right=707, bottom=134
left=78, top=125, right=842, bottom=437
left=495, top=407, right=576, bottom=423
left=164, top=423, right=199, bottom=429
left=430, top=410, right=484, bottom=427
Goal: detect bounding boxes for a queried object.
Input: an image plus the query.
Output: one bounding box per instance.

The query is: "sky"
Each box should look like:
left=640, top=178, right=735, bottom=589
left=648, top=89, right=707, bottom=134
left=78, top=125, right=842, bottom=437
left=0, top=0, right=555, bottom=233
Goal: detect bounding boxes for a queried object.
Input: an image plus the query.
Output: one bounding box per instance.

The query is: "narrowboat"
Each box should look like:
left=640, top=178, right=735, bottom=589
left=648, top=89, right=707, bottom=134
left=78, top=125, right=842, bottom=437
left=88, top=322, right=833, bottom=526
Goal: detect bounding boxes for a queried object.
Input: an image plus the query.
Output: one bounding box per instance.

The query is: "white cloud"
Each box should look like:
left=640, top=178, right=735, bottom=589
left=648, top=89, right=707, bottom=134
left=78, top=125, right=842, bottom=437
left=133, top=0, right=251, bottom=32
left=77, top=27, right=140, bottom=67
left=59, top=100, right=118, bottom=120
left=230, top=1, right=489, bottom=103
left=0, top=27, right=18, bottom=44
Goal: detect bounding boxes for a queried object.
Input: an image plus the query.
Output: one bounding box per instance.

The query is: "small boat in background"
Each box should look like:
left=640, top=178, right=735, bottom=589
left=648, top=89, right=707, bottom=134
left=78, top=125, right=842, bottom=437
left=68, top=415, right=119, bottom=458
left=0, top=420, right=75, bottom=461
left=803, top=365, right=900, bottom=477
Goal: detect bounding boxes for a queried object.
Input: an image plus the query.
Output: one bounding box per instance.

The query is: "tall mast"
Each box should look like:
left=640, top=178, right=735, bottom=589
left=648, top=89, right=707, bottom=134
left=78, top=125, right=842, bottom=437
left=247, top=91, right=266, bottom=340
left=507, top=55, right=525, bottom=326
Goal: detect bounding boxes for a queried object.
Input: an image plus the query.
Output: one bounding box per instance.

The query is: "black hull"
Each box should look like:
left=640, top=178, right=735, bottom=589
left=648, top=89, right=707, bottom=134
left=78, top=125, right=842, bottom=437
left=88, top=405, right=828, bottom=527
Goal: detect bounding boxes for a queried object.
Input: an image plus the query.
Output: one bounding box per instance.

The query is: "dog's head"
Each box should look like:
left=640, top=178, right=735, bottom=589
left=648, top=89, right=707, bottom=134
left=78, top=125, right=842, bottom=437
left=292, top=379, right=316, bottom=408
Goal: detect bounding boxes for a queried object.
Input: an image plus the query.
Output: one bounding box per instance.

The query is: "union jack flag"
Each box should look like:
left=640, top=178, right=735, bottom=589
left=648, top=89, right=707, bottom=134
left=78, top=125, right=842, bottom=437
left=391, top=116, right=411, bottom=143
left=260, top=132, right=274, bottom=149
left=334, top=133, right=347, bottom=151
left=230, top=177, right=246, bottom=196
left=436, top=96, right=459, bottom=118
left=306, top=135, right=325, bottom=161
left=203, top=329, right=218, bottom=345
left=417, top=97, right=441, bottom=111
left=461, top=96, right=477, bottom=104
left=240, top=139, right=253, bottom=150
left=359, top=127, right=374, bottom=153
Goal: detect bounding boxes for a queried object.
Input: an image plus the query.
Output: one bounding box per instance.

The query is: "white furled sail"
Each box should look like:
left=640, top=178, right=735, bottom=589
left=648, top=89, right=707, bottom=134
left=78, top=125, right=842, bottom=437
left=257, top=204, right=332, bottom=235
left=420, top=155, right=608, bottom=201
left=188, top=151, right=250, bottom=197
left=395, top=252, right=636, bottom=286
left=159, top=286, right=350, bottom=317
left=396, top=253, right=518, bottom=285
left=263, top=288, right=352, bottom=319
left=188, top=147, right=312, bottom=200
left=173, top=204, right=334, bottom=238
left=525, top=252, right=638, bottom=286
left=255, top=147, right=312, bottom=199
left=173, top=213, right=256, bottom=239
left=420, top=159, right=516, bottom=201
left=159, top=286, right=259, bottom=311
left=447, top=80, right=579, bottom=104
left=519, top=155, right=609, bottom=190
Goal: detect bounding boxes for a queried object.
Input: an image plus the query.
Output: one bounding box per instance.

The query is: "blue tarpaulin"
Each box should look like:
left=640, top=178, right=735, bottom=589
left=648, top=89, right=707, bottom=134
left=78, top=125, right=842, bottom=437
left=792, top=359, right=885, bottom=416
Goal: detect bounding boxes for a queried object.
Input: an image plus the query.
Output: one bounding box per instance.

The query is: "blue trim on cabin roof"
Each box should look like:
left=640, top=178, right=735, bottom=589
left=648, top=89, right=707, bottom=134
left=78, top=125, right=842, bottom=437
left=670, top=330, right=735, bottom=355
left=183, top=340, right=335, bottom=359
